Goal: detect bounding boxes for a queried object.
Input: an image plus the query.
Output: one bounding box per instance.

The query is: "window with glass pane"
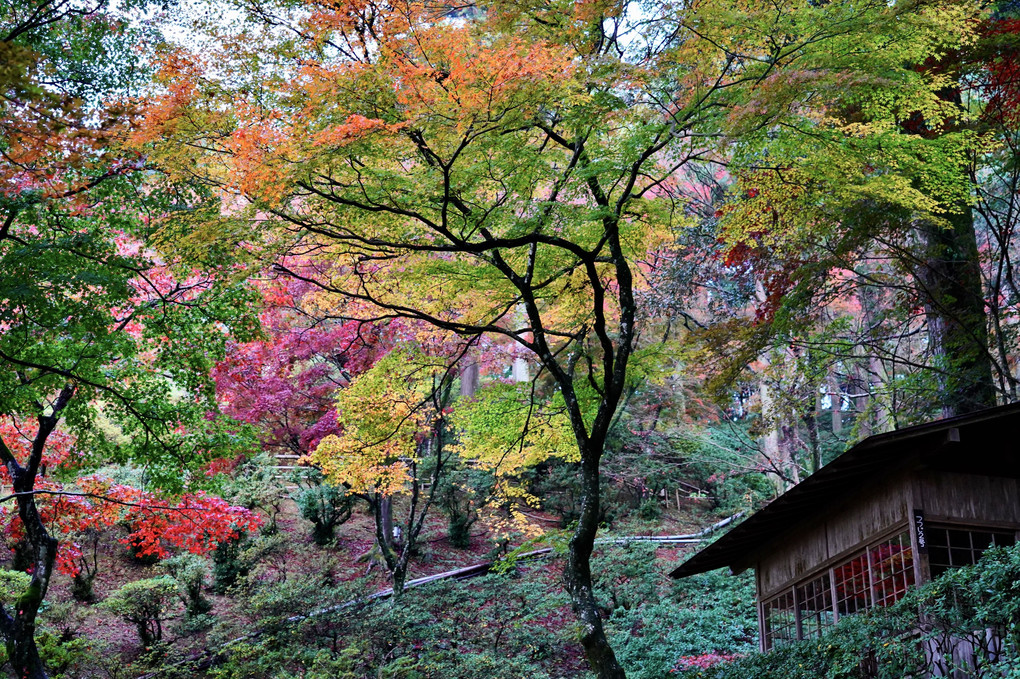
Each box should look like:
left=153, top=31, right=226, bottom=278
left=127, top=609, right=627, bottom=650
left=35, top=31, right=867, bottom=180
left=868, top=531, right=914, bottom=607
left=927, top=527, right=1016, bottom=579
left=796, top=572, right=834, bottom=639
left=759, top=525, right=1016, bottom=653
left=763, top=591, right=796, bottom=650
left=833, top=551, right=871, bottom=615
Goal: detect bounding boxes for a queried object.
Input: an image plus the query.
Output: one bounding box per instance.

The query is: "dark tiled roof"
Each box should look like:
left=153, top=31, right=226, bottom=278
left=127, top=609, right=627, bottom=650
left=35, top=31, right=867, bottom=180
left=670, top=402, right=1020, bottom=578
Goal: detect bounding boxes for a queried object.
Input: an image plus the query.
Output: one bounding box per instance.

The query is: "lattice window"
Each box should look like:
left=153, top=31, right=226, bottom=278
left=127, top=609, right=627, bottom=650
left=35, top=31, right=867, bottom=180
left=763, top=590, right=797, bottom=650
left=760, top=524, right=1018, bottom=652
left=868, top=530, right=915, bottom=607
left=796, top=572, right=834, bottom=640
left=927, top=527, right=1016, bottom=579
left=834, top=550, right=872, bottom=616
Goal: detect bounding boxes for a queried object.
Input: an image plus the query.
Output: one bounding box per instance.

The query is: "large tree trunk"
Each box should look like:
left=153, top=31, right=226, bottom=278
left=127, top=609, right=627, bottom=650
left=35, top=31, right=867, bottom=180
left=7, top=489, right=58, bottom=679
left=0, top=396, right=73, bottom=679
left=564, top=441, right=626, bottom=679
left=900, top=71, right=998, bottom=417
left=916, top=205, right=997, bottom=417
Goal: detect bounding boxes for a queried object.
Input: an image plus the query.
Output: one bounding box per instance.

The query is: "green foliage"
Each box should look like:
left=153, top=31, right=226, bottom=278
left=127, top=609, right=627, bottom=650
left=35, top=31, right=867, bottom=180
left=210, top=533, right=246, bottom=595
left=446, top=512, right=474, bottom=550
left=292, top=469, right=355, bottom=546
left=211, top=532, right=256, bottom=594
left=221, top=453, right=288, bottom=533
left=69, top=569, right=97, bottom=604
left=594, top=545, right=757, bottom=679
left=1, top=177, right=261, bottom=490
left=68, top=527, right=102, bottom=602
left=450, top=382, right=581, bottom=471
left=36, top=633, right=126, bottom=679
left=375, top=651, right=553, bottom=679
left=528, top=459, right=616, bottom=528
left=103, top=576, right=181, bottom=646
left=214, top=643, right=362, bottom=679
left=0, top=570, right=31, bottom=606
left=694, top=543, right=1020, bottom=679
left=436, top=466, right=483, bottom=549
left=206, top=574, right=364, bottom=679
left=160, top=553, right=212, bottom=617
left=637, top=499, right=662, bottom=521
left=205, top=569, right=569, bottom=679
left=686, top=423, right=780, bottom=513
left=0, top=625, right=129, bottom=678
left=212, top=531, right=288, bottom=594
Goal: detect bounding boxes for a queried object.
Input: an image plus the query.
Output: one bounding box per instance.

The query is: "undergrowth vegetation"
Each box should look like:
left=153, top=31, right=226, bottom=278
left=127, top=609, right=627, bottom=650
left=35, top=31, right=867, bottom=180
left=685, top=543, right=1020, bottom=679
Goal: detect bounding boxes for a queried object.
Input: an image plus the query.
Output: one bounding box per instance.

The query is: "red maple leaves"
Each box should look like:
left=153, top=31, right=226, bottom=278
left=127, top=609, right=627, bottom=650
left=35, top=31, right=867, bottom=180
left=0, top=417, right=260, bottom=576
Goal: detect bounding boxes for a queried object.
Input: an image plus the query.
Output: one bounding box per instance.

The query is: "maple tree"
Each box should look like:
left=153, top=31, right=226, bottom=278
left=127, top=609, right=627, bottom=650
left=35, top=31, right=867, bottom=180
left=0, top=3, right=265, bottom=676
left=0, top=193, right=261, bottom=678
left=309, top=343, right=459, bottom=595
left=1, top=0, right=149, bottom=208
left=211, top=271, right=381, bottom=459
left=130, top=0, right=1011, bottom=674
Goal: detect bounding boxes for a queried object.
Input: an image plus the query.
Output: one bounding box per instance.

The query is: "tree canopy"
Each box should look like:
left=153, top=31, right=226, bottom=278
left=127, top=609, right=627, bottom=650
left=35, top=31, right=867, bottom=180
left=1, top=0, right=1018, bottom=676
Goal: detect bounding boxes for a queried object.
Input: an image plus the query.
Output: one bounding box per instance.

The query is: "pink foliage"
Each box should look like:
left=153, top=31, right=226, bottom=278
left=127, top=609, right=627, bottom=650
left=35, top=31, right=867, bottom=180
left=670, top=653, right=742, bottom=673
left=212, top=272, right=381, bottom=455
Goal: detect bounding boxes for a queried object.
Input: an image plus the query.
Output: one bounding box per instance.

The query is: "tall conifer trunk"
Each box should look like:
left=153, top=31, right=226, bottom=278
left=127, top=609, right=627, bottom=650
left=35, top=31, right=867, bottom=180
left=916, top=205, right=996, bottom=416
left=902, top=66, right=998, bottom=416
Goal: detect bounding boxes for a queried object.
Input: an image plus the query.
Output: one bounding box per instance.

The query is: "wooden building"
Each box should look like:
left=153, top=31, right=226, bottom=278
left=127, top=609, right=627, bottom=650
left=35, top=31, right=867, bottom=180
left=671, top=403, right=1020, bottom=651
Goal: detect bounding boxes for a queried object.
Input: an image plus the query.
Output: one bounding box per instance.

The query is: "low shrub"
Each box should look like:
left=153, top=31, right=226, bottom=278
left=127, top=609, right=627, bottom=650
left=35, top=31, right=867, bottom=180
left=293, top=470, right=355, bottom=546
left=160, top=553, right=212, bottom=617
left=103, top=576, right=180, bottom=646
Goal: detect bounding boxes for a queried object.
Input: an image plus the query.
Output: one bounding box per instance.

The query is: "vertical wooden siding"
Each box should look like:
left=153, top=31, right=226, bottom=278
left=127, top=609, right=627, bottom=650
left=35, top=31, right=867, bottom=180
left=913, top=472, right=1020, bottom=525
left=757, top=474, right=910, bottom=598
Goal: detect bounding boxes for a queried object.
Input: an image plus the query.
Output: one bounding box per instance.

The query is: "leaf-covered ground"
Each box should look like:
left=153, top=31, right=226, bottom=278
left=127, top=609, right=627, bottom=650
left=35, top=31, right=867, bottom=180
left=26, top=493, right=755, bottom=678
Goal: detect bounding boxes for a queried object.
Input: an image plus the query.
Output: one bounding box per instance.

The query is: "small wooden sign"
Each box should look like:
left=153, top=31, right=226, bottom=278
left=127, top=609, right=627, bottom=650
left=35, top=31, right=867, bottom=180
left=913, top=510, right=928, bottom=554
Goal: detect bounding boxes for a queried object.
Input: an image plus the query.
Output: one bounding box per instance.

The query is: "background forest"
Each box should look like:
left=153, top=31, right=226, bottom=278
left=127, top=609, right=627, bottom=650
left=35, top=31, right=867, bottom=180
left=1, top=0, right=1019, bottom=677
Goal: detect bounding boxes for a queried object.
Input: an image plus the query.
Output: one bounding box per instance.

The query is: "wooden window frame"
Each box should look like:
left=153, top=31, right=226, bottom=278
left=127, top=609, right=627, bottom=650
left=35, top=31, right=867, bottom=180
left=759, top=524, right=915, bottom=650
left=922, top=522, right=1017, bottom=580
left=759, top=520, right=1020, bottom=651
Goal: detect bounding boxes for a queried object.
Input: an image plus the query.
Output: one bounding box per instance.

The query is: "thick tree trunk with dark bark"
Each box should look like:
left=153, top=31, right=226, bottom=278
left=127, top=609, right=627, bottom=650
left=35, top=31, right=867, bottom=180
left=0, top=390, right=74, bottom=679
left=564, top=441, right=626, bottom=679
left=916, top=205, right=997, bottom=417
left=4, top=486, right=58, bottom=679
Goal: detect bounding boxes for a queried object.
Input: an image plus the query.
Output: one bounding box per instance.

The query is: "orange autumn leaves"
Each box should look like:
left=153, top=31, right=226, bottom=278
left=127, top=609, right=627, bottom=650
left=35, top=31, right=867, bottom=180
left=386, top=32, right=574, bottom=126
left=135, top=5, right=575, bottom=207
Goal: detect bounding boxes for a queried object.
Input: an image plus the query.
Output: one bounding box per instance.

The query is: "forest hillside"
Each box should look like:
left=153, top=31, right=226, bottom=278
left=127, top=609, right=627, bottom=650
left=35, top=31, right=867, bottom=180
left=1, top=0, right=1019, bottom=677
